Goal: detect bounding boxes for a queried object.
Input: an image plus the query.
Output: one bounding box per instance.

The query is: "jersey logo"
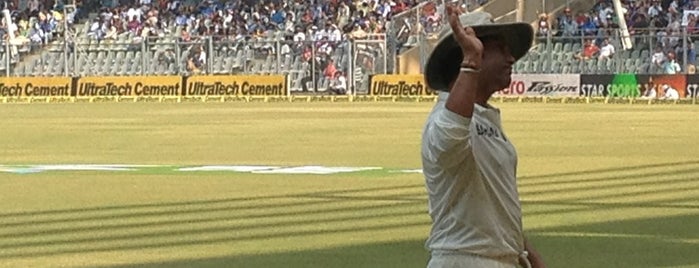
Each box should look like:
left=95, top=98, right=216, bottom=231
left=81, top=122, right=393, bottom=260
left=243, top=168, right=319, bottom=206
left=475, top=123, right=508, bottom=142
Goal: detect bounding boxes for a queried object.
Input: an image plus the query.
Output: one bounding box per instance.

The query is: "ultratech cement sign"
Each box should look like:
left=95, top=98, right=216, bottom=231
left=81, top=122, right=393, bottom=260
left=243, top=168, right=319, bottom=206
left=496, top=74, right=580, bottom=96
left=184, top=75, right=286, bottom=96
left=369, top=74, right=437, bottom=96
left=0, top=77, right=71, bottom=97
left=76, top=76, right=182, bottom=96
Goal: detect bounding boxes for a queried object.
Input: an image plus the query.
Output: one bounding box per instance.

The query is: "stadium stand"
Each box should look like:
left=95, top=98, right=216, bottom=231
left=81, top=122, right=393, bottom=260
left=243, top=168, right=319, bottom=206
left=6, top=0, right=438, bottom=93
left=3, top=0, right=699, bottom=89
left=516, top=0, right=699, bottom=75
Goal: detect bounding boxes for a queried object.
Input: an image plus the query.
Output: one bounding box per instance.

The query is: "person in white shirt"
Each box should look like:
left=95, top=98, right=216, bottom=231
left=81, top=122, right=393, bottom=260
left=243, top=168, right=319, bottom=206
left=641, top=83, right=658, bottom=99
left=421, top=6, right=546, bottom=268
left=598, top=38, right=615, bottom=60
left=648, top=2, right=662, bottom=18
left=328, top=24, right=343, bottom=42
left=651, top=46, right=665, bottom=67
left=328, top=71, right=348, bottom=95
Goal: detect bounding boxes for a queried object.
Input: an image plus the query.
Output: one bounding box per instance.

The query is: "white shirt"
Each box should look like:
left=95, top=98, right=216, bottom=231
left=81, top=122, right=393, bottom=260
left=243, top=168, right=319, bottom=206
left=643, top=88, right=657, bottom=99
left=198, top=51, right=207, bottom=65
left=664, top=88, right=680, bottom=99
left=280, top=44, right=291, bottom=55
left=651, top=52, right=665, bottom=65
left=333, top=76, right=347, bottom=91
left=599, top=43, right=615, bottom=59
left=293, top=32, right=306, bottom=41
left=648, top=4, right=662, bottom=18
left=663, top=60, right=681, bottom=74
left=329, top=28, right=343, bottom=42
left=421, top=92, right=524, bottom=265
left=127, top=8, right=142, bottom=22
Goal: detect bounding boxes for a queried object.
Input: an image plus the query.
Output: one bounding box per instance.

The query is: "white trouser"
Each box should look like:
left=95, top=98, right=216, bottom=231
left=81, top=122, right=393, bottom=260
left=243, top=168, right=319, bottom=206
left=427, top=251, right=531, bottom=268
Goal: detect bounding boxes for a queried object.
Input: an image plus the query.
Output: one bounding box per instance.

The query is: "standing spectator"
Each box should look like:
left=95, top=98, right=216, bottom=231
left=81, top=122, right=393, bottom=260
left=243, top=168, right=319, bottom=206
left=557, top=7, right=578, bottom=42
left=648, top=1, right=663, bottom=18
left=536, top=13, right=550, bottom=39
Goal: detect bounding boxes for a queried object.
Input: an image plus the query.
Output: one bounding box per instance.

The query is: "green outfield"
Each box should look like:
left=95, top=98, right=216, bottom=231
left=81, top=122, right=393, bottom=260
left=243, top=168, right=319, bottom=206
left=0, top=101, right=698, bottom=268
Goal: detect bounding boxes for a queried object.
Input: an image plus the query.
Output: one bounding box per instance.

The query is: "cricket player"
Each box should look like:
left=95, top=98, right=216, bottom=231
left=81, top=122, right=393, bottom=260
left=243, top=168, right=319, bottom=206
left=420, top=5, right=547, bottom=268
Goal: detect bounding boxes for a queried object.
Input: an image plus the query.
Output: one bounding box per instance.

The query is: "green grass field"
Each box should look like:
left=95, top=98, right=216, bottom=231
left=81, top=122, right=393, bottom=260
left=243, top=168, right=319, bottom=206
left=0, top=101, right=698, bottom=268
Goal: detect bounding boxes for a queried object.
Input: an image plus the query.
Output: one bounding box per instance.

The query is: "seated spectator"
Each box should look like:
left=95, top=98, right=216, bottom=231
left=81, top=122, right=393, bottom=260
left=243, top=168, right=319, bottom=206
left=598, top=38, right=615, bottom=60
left=580, top=14, right=598, bottom=36
left=323, top=58, right=338, bottom=78
left=158, top=48, right=176, bottom=65
left=575, top=39, right=600, bottom=60
left=316, top=37, right=334, bottom=58
left=87, top=18, right=103, bottom=40
left=104, top=20, right=119, bottom=41
left=127, top=16, right=140, bottom=34
left=328, top=71, right=348, bottom=95
left=187, top=45, right=206, bottom=74
left=652, top=46, right=666, bottom=67
left=663, top=52, right=681, bottom=74
left=347, top=24, right=368, bottom=40
left=687, top=13, right=699, bottom=39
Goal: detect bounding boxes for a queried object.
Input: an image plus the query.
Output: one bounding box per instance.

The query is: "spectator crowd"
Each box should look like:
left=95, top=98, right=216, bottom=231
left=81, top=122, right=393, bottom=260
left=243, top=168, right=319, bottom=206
left=78, top=0, right=438, bottom=91
left=538, top=0, right=699, bottom=73
left=0, top=0, right=481, bottom=90
left=0, top=0, right=71, bottom=61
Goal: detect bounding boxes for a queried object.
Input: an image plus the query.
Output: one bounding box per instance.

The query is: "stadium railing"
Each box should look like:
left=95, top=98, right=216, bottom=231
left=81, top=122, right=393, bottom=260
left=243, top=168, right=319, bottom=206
left=1, top=34, right=388, bottom=94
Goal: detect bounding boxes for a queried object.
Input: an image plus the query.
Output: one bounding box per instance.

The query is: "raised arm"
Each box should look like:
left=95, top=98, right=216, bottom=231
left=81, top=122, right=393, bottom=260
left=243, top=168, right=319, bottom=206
left=444, top=4, right=483, bottom=118
left=422, top=5, right=484, bottom=168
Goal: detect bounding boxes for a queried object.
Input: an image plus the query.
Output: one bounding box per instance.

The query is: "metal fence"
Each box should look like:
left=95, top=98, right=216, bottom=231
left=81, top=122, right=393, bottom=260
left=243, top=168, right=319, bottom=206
left=4, top=23, right=699, bottom=84
left=0, top=34, right=388, bottom=94
left=386, top=0, right=447, bottom=74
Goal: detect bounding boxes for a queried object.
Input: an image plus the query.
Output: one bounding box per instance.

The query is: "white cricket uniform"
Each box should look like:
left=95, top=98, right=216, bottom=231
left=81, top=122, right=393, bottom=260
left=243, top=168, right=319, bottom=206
left=421, top=92, right=526, bottom=267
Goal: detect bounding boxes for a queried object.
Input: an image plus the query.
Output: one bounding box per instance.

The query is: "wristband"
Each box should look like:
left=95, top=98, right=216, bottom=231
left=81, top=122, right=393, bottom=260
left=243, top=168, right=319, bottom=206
left=460, top=67, right=480, bottom=73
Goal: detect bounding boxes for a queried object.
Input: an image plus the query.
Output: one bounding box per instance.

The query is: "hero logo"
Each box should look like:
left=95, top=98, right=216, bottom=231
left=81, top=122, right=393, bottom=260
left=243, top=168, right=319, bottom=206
left=500, top=80, right=578, bottom=95
left=501, top=81, right=526, bottom=94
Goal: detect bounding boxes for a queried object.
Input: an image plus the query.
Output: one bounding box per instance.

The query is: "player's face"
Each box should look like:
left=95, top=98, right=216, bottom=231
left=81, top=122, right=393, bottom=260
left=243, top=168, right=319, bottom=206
left=479, top=36, right=516, bottom=93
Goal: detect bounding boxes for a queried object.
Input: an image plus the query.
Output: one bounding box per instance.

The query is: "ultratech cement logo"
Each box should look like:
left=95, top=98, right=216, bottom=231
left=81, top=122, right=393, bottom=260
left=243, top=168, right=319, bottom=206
left=76, top=76, right=182, bottom=96
left=78, top=82, right=180, bottom=96
left=0, top=78, right=71, bottom=97
left=185, top=75, right=286, bottom=96
left=186, top=81, right=284, bottom=96
left=371, top=80, right=428, bottom=95
left=369, top=75, right=436, bottom=96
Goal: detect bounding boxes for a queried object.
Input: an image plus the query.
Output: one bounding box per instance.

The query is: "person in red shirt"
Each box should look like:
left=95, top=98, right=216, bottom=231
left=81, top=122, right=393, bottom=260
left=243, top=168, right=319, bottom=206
left=323, top=58, right=338, bottom=78
left=575, top=39, right=599, bottom=60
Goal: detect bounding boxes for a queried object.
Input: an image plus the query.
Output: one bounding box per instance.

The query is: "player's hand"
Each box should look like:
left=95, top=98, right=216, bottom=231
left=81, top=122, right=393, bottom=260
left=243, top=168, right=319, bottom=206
left=446, top=4, right=483, bottom=67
